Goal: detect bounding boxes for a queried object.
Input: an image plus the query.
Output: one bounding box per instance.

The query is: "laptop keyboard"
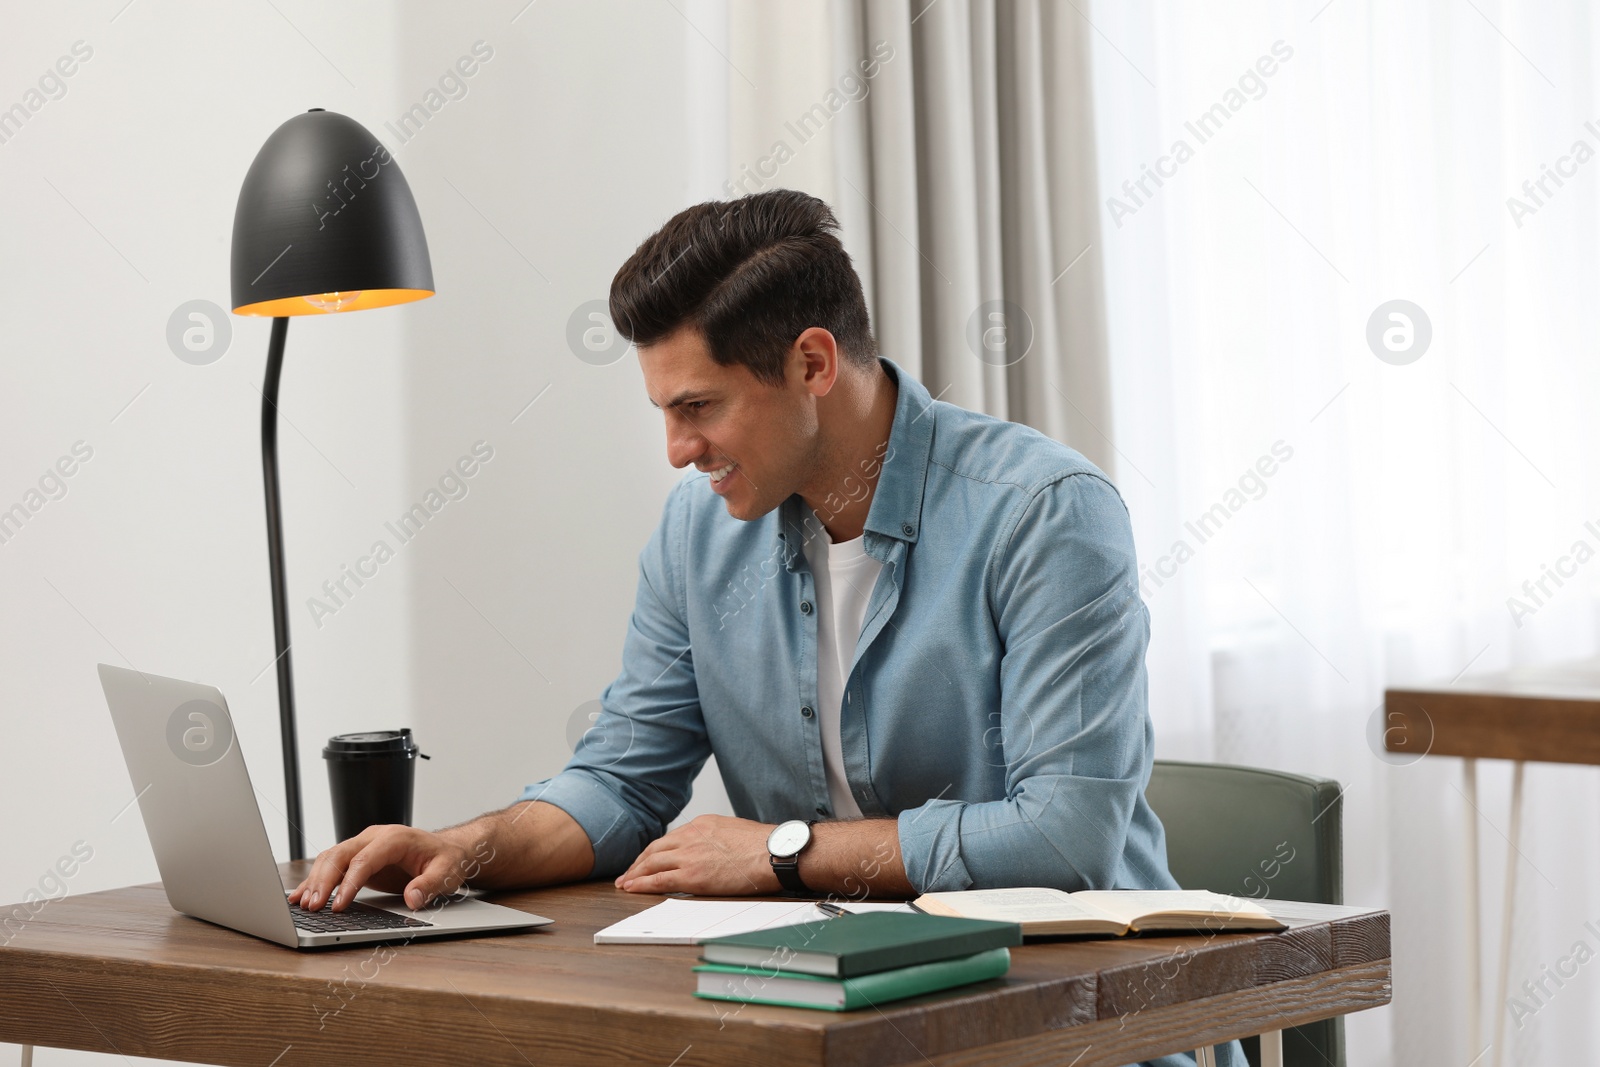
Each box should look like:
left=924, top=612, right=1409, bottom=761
left=289, top=898, right=433, bottom=933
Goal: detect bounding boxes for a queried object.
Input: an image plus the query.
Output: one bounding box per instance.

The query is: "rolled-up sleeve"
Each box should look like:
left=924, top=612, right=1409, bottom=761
left=898, top=473, right=1153, bottom=893
left=519, top=481, right=710, bottom=878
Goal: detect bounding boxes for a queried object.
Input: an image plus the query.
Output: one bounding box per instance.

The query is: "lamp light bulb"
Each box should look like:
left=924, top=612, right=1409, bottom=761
left=303, top=291, right=362, bottom=312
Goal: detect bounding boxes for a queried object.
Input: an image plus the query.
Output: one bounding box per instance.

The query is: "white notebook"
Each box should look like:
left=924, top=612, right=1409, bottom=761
left=593, top=898, right=914, bottom=945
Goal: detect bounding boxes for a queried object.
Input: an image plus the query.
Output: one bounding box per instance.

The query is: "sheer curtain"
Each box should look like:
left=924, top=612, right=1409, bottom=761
left=1091, top=2, right=1600, bottom=1064
left=726, top=1, right=1600, bottom=1062
left=826, top=0, right=1113, bottom=457
left=729, top=0, right=1116, bottom=469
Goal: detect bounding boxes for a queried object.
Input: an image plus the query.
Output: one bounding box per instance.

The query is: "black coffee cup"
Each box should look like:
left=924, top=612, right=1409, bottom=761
left=323, top=729, right=429, bottom=842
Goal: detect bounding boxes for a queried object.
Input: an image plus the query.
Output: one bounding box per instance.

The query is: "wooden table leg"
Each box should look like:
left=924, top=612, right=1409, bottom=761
left=1465, top=757, right=1482, bottom=1062
left=1490, top=760, right=1524, bottom=1067
left=19, top=1045, right=31, bottom=1067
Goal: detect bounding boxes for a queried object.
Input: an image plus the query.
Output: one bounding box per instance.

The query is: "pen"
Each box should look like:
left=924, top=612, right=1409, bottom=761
left=815, top=901, right=847, bottom=918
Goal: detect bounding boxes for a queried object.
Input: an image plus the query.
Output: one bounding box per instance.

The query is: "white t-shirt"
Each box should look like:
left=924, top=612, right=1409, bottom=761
left=801, top=521, right=882, bottom=821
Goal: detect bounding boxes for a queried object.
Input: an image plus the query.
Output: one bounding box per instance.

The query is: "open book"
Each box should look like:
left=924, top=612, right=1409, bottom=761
left=913, top=888, right=1286, bottom=937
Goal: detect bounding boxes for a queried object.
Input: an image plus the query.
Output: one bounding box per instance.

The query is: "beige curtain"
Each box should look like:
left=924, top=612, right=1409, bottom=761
left=730, top=0, right=1114, bottom=471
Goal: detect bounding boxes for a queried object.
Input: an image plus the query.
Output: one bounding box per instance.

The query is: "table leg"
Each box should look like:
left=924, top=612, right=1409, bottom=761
left=1489, top=760, right=1524, bottom=1067
left=1465, top=757, right=1481, bottom=1062
left=1193, top=1047, right=1215, bottom=1067
left=1259, top=1029, right=1283, bottom=1067
left=19, top=1046, right=31, bottom=1067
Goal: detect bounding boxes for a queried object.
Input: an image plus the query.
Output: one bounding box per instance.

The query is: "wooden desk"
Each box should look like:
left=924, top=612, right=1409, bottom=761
left=1385, top=657, right=1600, bottom=1067
left=1386, top=657, right=1600, bottom=765
left=0, top=864, right=1390, bottom=1067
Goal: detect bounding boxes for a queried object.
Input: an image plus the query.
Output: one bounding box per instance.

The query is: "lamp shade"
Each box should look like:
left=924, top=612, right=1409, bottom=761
left=231, top=109, right=433, bottom=316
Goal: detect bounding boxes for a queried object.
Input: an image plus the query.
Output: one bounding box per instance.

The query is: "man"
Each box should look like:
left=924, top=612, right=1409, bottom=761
left=293, top=187, right=1176, bottom=932
left=293, top=188, right=1238, bottom=1066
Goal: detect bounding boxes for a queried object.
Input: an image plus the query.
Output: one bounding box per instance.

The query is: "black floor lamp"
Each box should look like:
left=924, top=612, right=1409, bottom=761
left=229, top=109, right=434, bottom=861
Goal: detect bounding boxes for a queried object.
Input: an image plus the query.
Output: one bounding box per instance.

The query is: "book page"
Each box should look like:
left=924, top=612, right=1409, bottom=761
left=1070, top=890, right=1274, bottom=926
left=918, top=887, right=1124, bottom=926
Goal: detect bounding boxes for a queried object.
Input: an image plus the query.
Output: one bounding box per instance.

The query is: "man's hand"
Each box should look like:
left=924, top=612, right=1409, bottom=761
left=289, top=824, right=486, bottom=913
left=616, top=815, right=915, bottom=899
left=288, top=801, right=595, bottom=912
left=615, top=814, right=779, bottom=895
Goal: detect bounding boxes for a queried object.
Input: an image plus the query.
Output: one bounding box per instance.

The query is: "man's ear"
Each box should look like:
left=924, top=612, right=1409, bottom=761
left=792, top=327, right=839, bottom=398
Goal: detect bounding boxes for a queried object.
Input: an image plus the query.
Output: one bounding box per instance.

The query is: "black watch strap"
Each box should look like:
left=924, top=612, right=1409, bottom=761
left=769, top=818, right=815, bottom=895
left=770, top=855, right=808, bottom=894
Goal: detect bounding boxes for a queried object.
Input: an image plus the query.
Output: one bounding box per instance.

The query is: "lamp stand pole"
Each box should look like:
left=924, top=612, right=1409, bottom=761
left=260, top=315, right=306, bottom=862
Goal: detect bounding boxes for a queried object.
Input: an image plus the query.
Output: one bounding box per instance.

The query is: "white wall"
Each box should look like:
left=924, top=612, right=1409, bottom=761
left=0, top=2, right=725, bottom=1063
left=385, top=0, right=733, bottom=837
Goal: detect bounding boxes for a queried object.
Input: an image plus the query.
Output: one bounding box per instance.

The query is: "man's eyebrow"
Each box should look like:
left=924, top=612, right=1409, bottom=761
left=649, top=390, right=710, bottom=410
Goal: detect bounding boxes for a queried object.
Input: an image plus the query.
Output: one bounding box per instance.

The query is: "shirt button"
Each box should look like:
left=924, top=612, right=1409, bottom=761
left=800, top=600, right=813, bottom=615
left=815, top=805, right=829, bottom=817
left=800, top=705, right=814, bottom=719
left=901, top=523, right=915, bottom=537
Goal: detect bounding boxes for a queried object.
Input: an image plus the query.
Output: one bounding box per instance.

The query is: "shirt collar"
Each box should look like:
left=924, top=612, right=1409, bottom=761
left=778, top=357, right=935, bottom=563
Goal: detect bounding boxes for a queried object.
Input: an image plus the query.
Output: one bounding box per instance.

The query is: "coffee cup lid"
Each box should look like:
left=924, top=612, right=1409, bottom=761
left=322, top=728, right=426, bottom=760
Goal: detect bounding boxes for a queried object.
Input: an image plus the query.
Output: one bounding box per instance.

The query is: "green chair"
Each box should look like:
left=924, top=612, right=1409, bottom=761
left=1145, top=760, right=1345, bottom=1067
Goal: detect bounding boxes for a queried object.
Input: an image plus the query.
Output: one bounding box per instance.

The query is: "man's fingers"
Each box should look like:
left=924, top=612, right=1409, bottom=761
left=632, top=833, right=680, bottom=864
left=613, top=817, right=777, bottom=896
left=616, top=846, right=688, bottom=887
left=615, top=852, right=664, bottom=885
left=614, top=832, right=684, bottom=885
left=619, top=869, right=680, bottom=895
left=328, top=832, right=414, bottom=911
left=403, top=851, right=466, bottom=910
left=298, top=833, right=372, bottom=911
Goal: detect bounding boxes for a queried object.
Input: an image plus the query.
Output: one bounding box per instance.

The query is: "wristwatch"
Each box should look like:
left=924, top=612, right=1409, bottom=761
left=767, top=819, right=814, bottom=894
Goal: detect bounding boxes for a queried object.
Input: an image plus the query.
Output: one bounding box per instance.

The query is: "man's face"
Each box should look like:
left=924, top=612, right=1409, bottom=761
left=638, top=327, right=821, bottom=521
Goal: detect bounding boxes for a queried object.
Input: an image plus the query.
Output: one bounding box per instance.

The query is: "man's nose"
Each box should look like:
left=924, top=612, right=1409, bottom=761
left=665, top=416, right=707, bottom=470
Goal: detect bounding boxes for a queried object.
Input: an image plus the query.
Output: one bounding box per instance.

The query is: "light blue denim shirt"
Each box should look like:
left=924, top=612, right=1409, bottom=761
left=523, top=359, right=1234, bottom=1065
left=521, top=356, right=1187, bottom=903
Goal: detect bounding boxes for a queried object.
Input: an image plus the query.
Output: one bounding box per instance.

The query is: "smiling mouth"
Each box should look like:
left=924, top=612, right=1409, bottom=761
left=708, top=462, right=736, bottom=483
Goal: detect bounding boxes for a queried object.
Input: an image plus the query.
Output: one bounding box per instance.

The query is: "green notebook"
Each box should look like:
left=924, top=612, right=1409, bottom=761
left=693, top=946, right=1011, bottom=1011
left=699, top=911, right=1021, bottom=977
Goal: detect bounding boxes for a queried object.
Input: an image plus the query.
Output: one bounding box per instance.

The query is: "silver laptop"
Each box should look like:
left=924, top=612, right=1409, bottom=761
left=98, top=663, right=552, bottom=948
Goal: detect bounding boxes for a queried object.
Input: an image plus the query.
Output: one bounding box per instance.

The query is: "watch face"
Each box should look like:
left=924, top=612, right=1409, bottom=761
left=767, top=819, right=810, bottom=856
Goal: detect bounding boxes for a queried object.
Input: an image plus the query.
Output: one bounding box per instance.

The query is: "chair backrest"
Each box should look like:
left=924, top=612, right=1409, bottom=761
left=1145, top=759, right=1345, bottom=1067
left=1146, top=760, right=1342, bottom=905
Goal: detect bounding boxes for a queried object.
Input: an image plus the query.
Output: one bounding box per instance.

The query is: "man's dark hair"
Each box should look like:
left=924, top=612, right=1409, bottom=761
left=609, top=189, right=878, bottom=385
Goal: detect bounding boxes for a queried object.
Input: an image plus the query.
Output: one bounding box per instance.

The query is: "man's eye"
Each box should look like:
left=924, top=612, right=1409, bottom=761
left=687, top=401, right=710, bottom=412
